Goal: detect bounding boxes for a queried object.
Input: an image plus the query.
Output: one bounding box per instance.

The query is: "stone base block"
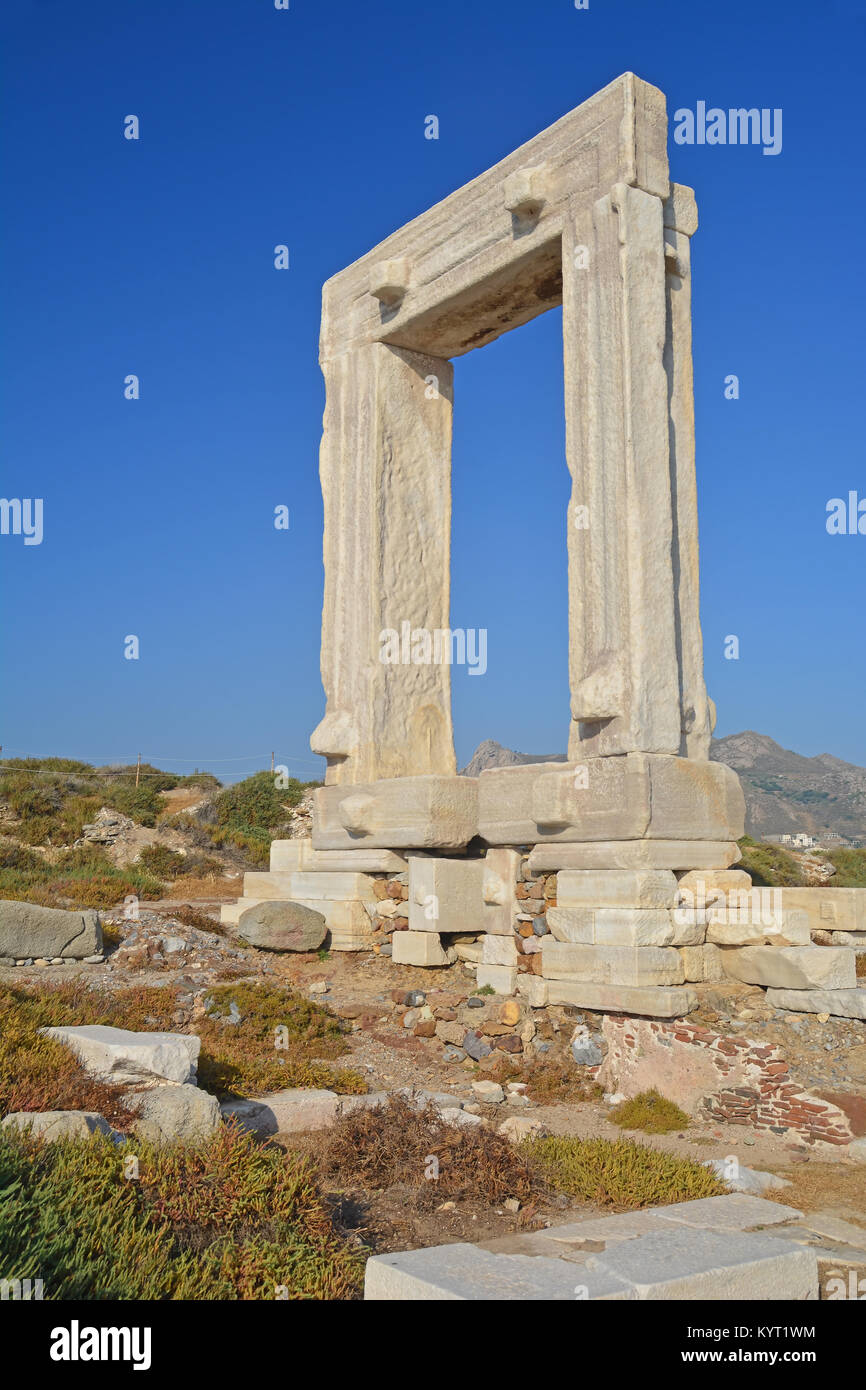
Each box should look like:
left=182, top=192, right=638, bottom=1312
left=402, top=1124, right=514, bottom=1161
left=481, top=848, right=521, bottom=935
left=678, top=943, right=724, bottom=983
left=270, top=837, right=408, bottom=874
left=516, top=976, right=549, bottom=1006
left=544, top=980, right=697, bottom=1016
left=765, top=987, right=866, bottom=1020
left=481, top=935, right=519, bottom=966
left=676, top=868, right=753, bottom=897
left=478, top=754, right=744, bottom=845
left=392, top=930, right=456, bottom=967
left=541, top=940, right=685, bottom=986
left=706, top=916, right=811, bottom=947
left=777, top=887, right=866, bottom=936
left=547, top=906, right=702, bottom=947
left=557, top=869, right=678, bottom=910
left=720, top=945, right=856, bottom=991
left=408, top=856, right=483, bottom=933
left=527, top=840, right=741, bottom=873
left=221, top=898, right=265, bottom=927
left=312, top=776, right=478, bottom=850
left=476, top=964, right=518, bottom=995
left=822, top=932, right=866, bottom=951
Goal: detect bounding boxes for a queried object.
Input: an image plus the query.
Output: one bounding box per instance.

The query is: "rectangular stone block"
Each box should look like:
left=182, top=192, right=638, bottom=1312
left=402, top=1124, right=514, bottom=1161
left=220, top=898, right=265, bottom=927
left=678, top=943, right=724, bottom=983
left=478, top=754, right=744, bottom=846
left=548, top=906, right=701, bottom=947
left=778, top=888, right=866, bottom=936
left=676, top=868, right=752, bottom=898
left=481, top=934, right=519, bottom=967
left=765, top=987, right=866, bottom=1020
left=392, top=931, right=456, bottom=967
left=481, top=848, right=521, bottom=935
left=476, top=964, right=517, bottom=995
left=706, top=916, right=811, bottom=947
left=823, top=931, right=866, bottom=951
left=541, top=940, right=685, bottom=986
left=408, top=857, right=483, bottom=933
left=287, top=871, right=377, bottom=902
left=720, top=945, right=856, bottom=991
left=364, top=1242, right=631, bottom=1301
left=557, top=869, right=678, bottom=909
left=545, top=980, right=697, bottom=1017
left=590, top=1228, right=817, bottom=1301
left=295, top=898, right=376, bottom=951
left=270, top=838, right=408, bottom=874
left=527, top=840, right=741, bottom=873
left=516, top=976, right=549, bottom=1006
left=313, top=776, right=477, bottom=850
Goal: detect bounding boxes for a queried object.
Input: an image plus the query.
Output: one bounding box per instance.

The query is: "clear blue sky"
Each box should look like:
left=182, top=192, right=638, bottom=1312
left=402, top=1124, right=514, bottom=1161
left=2, top=0, right=863, bottom=783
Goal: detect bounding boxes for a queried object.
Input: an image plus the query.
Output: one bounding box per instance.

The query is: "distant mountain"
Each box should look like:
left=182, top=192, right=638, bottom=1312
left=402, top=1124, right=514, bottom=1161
left=709, top=731, right=866, bottom=843
left=459, top=739, right=566, bottom=778
left=460, top=732, right=866, bottom=844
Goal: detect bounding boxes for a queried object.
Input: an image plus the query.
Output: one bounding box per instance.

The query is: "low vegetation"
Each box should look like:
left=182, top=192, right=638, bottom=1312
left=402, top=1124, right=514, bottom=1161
left=525, top=1135, right=726, bottom=1207
left=320, top=1094, right=537, bottom=1207
left=822, top=848, right=866, bottom=887
left=608, top=1089, right=691, bottom=1135
left=736, top=837, right=806, bottom=888
left=0, top=843, right=164, bottom=910
left=0, top=1125, right=363, bottom=1300
left=0, top=980, right=367, bottom=1118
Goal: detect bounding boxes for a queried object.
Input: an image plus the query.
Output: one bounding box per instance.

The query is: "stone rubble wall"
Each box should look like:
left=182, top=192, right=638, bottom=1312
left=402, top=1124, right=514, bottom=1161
left=600, top=1016, right=859, bottom=1146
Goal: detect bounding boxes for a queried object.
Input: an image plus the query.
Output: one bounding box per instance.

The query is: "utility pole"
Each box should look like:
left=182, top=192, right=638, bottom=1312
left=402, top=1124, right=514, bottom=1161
left=270, top=751, right=275, bottom=775
left=135, top=752, right=141, bottom=787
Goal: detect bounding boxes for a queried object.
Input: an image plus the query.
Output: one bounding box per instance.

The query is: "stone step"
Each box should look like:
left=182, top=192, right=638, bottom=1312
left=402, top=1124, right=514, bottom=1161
left=364, top=1194, right=815, bottom=1300
left=544, top=980, right=697, bottom=1017
left=706, top=916, right=810, bottom=947
left=765, top=987, right=866, bottom=1020
left=547, top=906, right=701, bottom=948
left=392, top=930, right=455, bottom=967
left=720, top=945, right=856, bottom=990
left=527, top=840, right=741, bottom=873
left=270, top=838, right=408, bottom=874
left=541, top=940, right=685, bottom=987
left=556, top=869, right=678, bottom=910
left=222, top=895, right=374, bottom=950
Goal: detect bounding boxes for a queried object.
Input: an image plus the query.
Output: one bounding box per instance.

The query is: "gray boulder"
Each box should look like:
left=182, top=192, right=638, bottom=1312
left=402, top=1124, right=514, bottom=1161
left=2, top=1110, right=118, bottom=1142
left=238, top=899, right=327, bottom=952
left=0, top=901, right=102, bottom=960
left=124, top=1084, right=221, bottom=1144
left=42, top=1024, right=199, bottom=1085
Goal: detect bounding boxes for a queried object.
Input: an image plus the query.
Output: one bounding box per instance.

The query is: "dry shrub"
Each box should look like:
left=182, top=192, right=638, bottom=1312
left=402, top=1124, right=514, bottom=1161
left=484, top=1053, right=603, bottom=1105
left=169, top=903, right=226, bottom=933
left=319, top=1094, right=537, bottom=1208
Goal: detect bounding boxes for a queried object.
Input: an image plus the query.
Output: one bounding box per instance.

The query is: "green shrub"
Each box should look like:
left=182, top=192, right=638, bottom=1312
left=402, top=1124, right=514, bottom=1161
left=525, top=1135, right=726, bottom=1207
left=736, top=836, right=805, bottom=887
left=0, top=844, right=164, bottom=910
left=0, top=1125, right=363, bottom=1300
left=213, top=772, right=304, bottom=833
left=138, top=844, right=189, bottom=879
left=609, top=1089, right=690, bottom=1134
left=823, top=848, right=866, bottom=887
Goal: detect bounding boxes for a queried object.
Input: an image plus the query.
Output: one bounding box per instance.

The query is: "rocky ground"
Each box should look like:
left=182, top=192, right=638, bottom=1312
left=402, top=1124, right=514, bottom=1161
left=5, top=898, right=865, bottom=1223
